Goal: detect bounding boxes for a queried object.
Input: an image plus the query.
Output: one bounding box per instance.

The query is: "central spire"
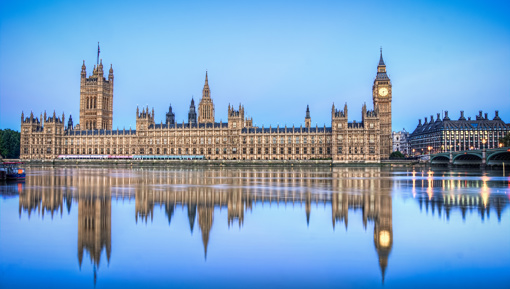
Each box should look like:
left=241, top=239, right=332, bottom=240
left=198, top=71, right=215, bottom=123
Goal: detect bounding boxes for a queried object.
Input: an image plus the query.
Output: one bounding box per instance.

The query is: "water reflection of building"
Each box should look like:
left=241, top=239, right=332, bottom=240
left=18, top=168, right=114, bottom=285
left=409, top=171, right=509, bottom=221
left=129, top=167, right=394, bottom=281
left=331, top=168, right=393, bottom=281
left=15, top=168, right=394, bottom=282
left=18, top=171, right=66, bottom=219
left=13, top=167, right=509, bottom=284
left=77, top=195, right=111, bottom=269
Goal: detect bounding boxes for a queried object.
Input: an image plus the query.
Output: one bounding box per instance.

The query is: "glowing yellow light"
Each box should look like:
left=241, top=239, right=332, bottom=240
left=481, top=177, right=490, bottom=208
left=481, top=191, right=489, bottom=208
left=379, top=230, right=391, bottom=247
left=427, top=185, right=433, bottom=200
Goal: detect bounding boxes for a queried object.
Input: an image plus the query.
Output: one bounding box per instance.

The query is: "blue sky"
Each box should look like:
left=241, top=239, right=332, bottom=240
left=1, top=0, right=509, bottom=131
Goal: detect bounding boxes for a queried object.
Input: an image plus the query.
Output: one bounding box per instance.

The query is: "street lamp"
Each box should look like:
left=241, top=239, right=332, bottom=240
left=482, top=138, right=487, bottom=149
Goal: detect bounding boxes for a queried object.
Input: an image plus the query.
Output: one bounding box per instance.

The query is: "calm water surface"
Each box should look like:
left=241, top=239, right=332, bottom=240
left=1, top=166, right=509, bottom=289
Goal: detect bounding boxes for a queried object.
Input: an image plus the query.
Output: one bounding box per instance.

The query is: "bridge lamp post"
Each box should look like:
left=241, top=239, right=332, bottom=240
left=482, top=139, right=487, bottom=169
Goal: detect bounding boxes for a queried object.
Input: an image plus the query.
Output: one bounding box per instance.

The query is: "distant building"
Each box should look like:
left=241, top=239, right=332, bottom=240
left=392, top=129, right=410, bottom=155
left=409, top=110, right=510, bottom=154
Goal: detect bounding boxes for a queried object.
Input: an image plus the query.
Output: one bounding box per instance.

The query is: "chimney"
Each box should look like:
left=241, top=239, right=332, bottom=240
left=430, top=115, right=433, bottom=122
left=460, top=111, right=465, bottom=120
left=484, top=113, right=488, bottom=120
left=418, top=119, right=422, bottom=125
left=444, top=111, right=450, bottom=120
left=436, top=113, right=440, bottom=121
left=494, top=110, right=500, bottom=120
left=424, top=117, right=428, bottom=124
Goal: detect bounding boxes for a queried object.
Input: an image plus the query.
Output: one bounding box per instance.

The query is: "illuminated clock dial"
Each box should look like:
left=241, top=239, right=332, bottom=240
left=379, top=87, right=388, bottom=97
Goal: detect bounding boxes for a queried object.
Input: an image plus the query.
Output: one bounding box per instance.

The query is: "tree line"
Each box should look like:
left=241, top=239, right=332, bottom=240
left=500, top=133, right=510, bottom=147
left=0, top=129, right=20, bottom=159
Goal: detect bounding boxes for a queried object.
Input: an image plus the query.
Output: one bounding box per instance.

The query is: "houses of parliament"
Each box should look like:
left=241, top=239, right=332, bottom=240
left=20, top=50, right=393, bottom=162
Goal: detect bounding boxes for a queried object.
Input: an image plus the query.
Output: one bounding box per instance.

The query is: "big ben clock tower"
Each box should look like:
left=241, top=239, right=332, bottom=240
left=373, top=48, right=392, bottom=159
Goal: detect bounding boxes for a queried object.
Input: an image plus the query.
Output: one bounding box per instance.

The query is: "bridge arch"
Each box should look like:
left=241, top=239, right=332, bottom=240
left=453, top=153, right=482, bottom=165
left=431, top=155, right=450, bottom=164
left=487, top=151, right=510, bottom=165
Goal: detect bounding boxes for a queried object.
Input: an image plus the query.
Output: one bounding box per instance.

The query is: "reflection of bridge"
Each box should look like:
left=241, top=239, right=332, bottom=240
left=430, top=147, right=510, bottom=166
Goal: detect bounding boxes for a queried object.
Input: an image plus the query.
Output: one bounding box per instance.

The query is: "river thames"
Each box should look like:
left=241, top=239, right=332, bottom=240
left=0, top=166, right=509, bottom=289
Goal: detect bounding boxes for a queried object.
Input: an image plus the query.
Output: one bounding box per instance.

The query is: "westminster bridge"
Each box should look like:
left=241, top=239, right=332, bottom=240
left=430, top=147, right=510, bottom=166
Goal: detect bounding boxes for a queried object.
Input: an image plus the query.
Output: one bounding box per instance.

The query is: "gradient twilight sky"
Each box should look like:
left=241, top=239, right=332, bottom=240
left=1, top=0, right=509, bottom=131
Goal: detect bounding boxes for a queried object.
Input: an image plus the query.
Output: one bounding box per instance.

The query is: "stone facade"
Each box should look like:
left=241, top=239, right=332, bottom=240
left=392, top=129, right=410, bottom=155
left=20, top=52, right=392, bottom=162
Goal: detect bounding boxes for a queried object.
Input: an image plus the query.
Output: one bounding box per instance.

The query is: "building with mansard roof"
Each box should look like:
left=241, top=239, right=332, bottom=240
left=409, top=110, right=510, bottom=154
left=20, top=51, right=393, bottom=162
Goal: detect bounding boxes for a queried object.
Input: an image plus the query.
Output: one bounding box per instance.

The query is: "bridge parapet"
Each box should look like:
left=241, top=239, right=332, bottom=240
left=429, top=147, right=510, bottom=166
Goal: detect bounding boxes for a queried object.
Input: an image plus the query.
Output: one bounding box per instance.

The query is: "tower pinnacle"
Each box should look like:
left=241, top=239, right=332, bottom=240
left=379, top=47, right=385, bottom=66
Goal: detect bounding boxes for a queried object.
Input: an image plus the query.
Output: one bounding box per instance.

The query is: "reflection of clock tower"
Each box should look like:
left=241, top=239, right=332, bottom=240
left=372, top=49, right=392, bottom=159
left=374, top=194, right=393, bottom=283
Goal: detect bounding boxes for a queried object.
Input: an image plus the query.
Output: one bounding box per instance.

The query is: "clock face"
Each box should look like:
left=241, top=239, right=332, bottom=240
left=379, top=87, right=388, bottom=97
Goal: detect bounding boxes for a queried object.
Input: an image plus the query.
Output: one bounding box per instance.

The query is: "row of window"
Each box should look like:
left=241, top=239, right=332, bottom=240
left=27, top=145, right=381, bottom=156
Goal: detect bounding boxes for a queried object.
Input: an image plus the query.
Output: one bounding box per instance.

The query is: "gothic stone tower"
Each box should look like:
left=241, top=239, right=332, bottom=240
left=80, top=59, right=114, bottom=130
left=198, top=71, right=215, bottom=124
left=188, top=98, right=198, bottom=125
left=166, top=104, right=175, bottom=126
left=372, top=49, right=392, bottom=159
left=305, top=105, right=311, bottom=128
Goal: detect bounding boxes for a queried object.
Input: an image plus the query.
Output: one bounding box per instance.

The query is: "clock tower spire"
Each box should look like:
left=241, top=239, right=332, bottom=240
left=373, top=48, right=392, bottom=159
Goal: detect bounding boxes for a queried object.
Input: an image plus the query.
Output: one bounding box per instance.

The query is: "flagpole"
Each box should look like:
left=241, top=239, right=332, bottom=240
left=97, top=42, right=100, bottom=66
